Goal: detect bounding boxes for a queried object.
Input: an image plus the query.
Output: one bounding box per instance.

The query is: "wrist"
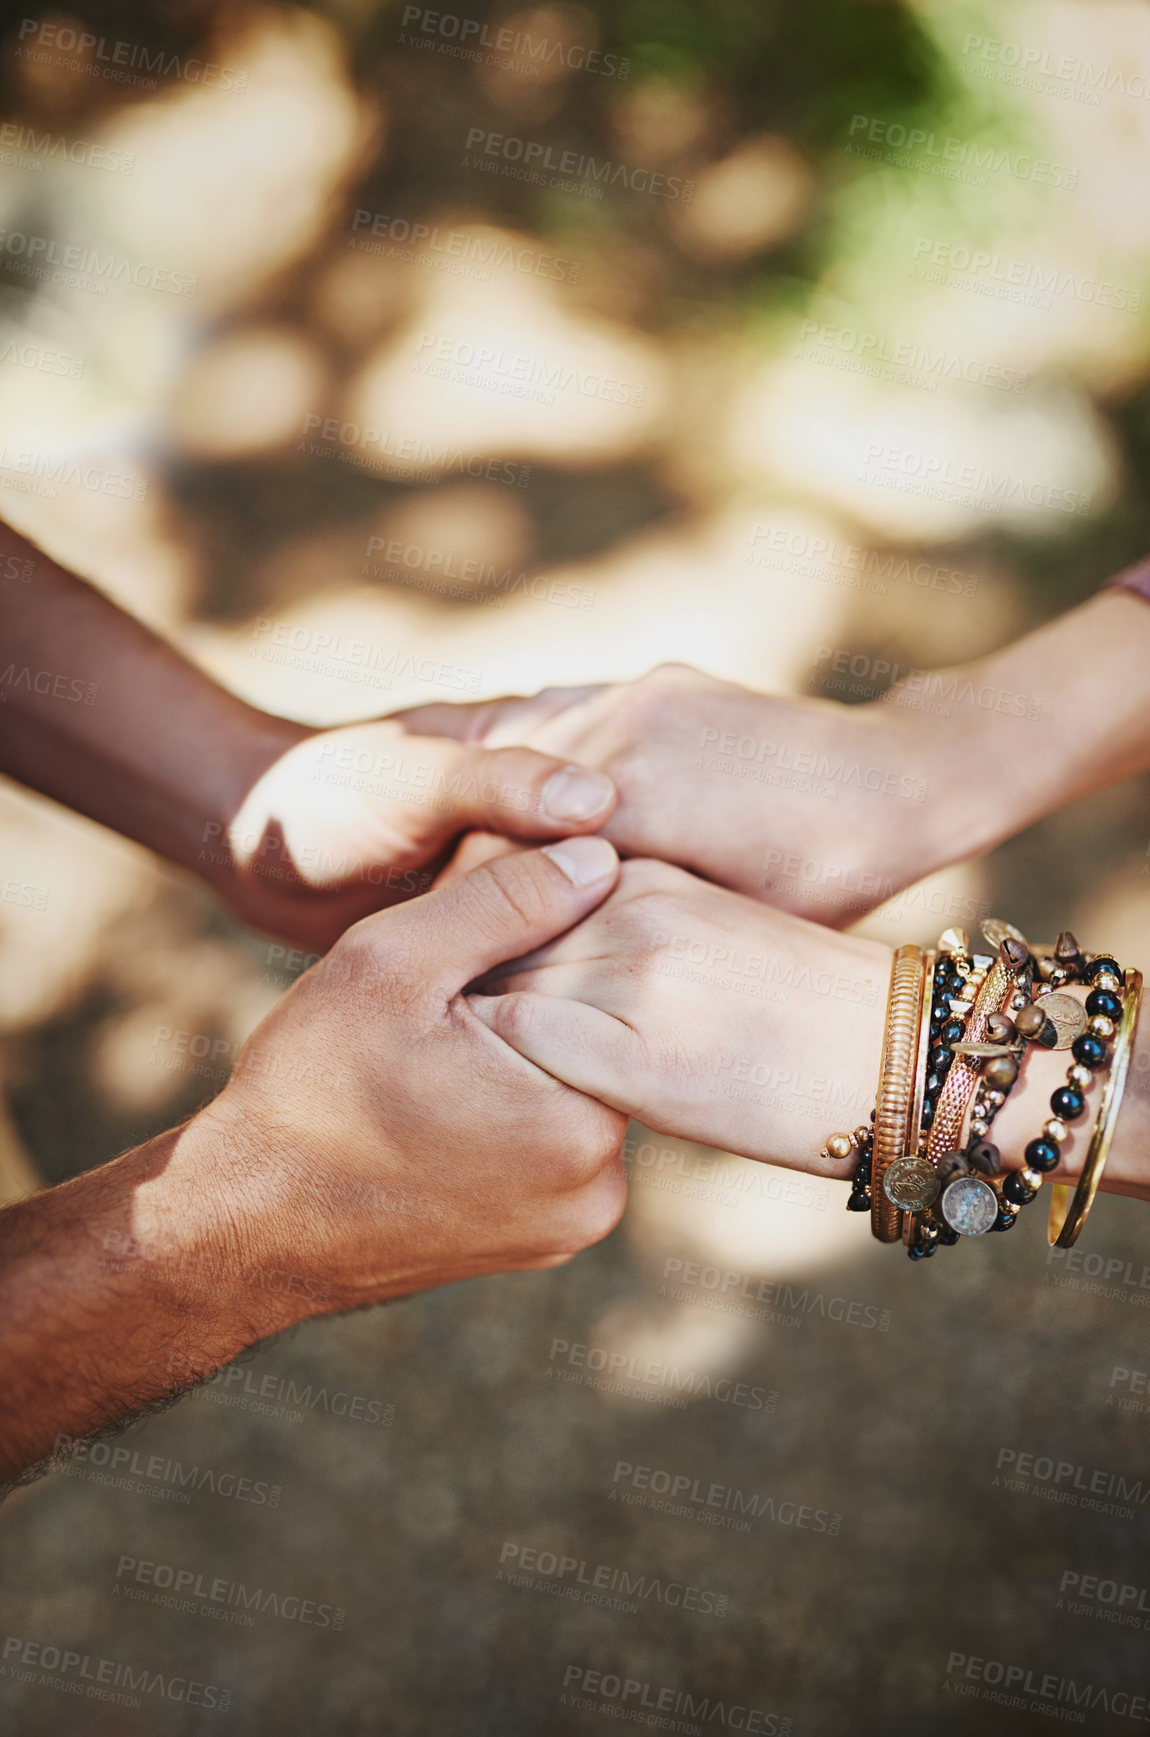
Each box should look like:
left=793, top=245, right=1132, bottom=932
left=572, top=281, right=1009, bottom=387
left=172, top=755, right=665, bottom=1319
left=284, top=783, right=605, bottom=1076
left=186, top=704, right=313, bottom=895
left=164, top=1092, right=332, bottom=1333
left=873, top=671, right=1019, bottom=870
left=0, top=1116, right=305, bottom=1477
left=887, top=592, right=1150, bottom=871
left=127, top=1114, right=311, bottom=1340
left=741, top=927, right=890, bottom=1172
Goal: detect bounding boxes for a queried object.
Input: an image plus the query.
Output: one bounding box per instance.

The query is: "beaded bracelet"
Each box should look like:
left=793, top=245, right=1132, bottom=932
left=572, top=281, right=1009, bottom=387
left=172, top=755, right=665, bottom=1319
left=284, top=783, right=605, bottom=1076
left=830, top=921, right=1142, bottom=1261
left=1048, top=969, right=1142, bottom=1246
left=967, top=953, right=1129, bottom=1239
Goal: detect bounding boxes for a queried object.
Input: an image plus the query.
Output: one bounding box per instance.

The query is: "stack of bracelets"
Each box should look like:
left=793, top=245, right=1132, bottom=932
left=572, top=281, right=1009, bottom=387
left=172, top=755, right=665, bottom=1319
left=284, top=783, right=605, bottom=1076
left=820, top=919, right=1143, bottom=1261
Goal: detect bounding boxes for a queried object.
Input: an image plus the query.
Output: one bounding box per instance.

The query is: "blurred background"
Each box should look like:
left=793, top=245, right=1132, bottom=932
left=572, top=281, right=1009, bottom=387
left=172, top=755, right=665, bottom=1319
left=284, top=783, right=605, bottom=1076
left=1, top=1, right=1150, bottom=1731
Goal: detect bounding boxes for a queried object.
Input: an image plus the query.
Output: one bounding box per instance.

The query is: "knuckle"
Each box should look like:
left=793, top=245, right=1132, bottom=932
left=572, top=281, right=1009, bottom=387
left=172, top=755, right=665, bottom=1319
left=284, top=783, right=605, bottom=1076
left=607, top=867, right=693, bottom=946
left=476, top=745, right=531, bottom=804
left=625, top=661, right=697, bottom=722
left=471, top=855, right=548, bottom=933
left=320, top=915, right=421, bottom=1010
left=616, top=858, right=685, bottom=901
left=551, top=1107, right=625, bottom=1190
left=561, top=1166, right=628, bottom=1251
left=492, top=990, right=536, bottom=1044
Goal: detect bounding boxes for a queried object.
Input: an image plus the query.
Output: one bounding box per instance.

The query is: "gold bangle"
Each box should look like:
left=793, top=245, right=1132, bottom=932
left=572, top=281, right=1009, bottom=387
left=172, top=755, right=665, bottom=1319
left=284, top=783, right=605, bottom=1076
left=927, top=957, right=1015, bottom=1165
left=872, top=944, right=926, bottom=1243
left=1048, top=971, right=1142, bottom=1249
left=901, top=950, right=937, bottom=1246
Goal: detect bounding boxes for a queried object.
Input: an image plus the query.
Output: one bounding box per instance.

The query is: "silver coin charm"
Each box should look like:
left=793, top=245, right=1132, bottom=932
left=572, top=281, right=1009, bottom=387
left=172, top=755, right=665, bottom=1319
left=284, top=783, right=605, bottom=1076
left=1035, top=991, right=1088, bottom=1050
left=940, top=1173, right=999, bottom=1236
left=883, top=1157, right=941, bottom=1212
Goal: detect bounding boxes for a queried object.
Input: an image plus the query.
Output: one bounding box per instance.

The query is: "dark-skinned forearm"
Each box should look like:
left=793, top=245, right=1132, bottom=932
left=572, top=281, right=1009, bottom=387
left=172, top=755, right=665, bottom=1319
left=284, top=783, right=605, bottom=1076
left=0, top=1117, right=303, bottom=1483
left=0, top=521, right=305, bottom=871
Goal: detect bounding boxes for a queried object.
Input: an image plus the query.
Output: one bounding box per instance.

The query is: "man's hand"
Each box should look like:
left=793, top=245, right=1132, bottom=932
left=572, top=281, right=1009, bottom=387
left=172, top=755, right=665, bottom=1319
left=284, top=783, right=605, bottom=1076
left=0, top=524, right=616, bottom=953
left=210, top=833, right=630, bottom=1305
left=395, top=665, right=963, bottom=926
left=470, top=857, right=890, bottom=1172
left=205, top=717, right=617, bottom=949
left=0, top=837, right=628, bottom=1480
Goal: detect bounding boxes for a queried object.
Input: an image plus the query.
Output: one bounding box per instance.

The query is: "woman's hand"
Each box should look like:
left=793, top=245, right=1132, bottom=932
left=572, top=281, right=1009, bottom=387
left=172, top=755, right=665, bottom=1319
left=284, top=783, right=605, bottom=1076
left=468, top=857, right=890, bottom=1173
left=395, top=664, right=974, bottom=927
left=397, top=590, right=1150, bottom=927
left=467, top=853, right=1150, bottom=1205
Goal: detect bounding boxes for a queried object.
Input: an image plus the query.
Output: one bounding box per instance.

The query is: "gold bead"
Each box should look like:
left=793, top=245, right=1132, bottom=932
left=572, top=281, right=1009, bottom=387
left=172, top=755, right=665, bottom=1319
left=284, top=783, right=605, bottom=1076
left=853, top=1125, right=871, bottom=1144
left=1089, top=1015, right=1116, bottom=1040
left=1068, top=1064, right=1092, bottom=1089
left=1098, top=972, right=1121, bottom=992
left=1044, top=1117, right=1069, bottom=1144
left=826, top=1132, right=854, bottom=1161
left=1022, top=1167, right=1044, bottom=1190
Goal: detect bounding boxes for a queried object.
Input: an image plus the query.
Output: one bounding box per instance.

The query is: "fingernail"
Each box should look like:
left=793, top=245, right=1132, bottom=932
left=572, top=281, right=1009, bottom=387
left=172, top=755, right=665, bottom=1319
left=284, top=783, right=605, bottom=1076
left=542, top=836, right=618, bottom=886
left=541, top=765, right=614, bottom=823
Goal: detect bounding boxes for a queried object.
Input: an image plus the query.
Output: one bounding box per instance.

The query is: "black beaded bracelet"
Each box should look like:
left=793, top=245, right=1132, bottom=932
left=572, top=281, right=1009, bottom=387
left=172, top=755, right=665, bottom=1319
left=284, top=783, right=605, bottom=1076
left=832, top=924, right=1130, bottom=1258
left=907, top=933, right=1125, bottom=1255
left=988, top=952, right=1126, bottom=1234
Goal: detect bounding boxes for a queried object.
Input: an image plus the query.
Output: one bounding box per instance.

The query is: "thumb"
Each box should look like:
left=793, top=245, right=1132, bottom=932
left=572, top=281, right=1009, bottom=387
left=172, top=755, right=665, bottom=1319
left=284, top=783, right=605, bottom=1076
left=413, top=836, right=620, bottom=991
left=430, top=739, right=616, bottom=838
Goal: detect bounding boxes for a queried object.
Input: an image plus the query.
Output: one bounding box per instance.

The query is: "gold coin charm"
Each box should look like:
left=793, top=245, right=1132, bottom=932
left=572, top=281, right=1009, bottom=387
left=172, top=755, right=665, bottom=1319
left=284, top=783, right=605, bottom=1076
left=883, top=1157, right=941, bottom=1212
left=1035, top=991, right=1088, bottom=1051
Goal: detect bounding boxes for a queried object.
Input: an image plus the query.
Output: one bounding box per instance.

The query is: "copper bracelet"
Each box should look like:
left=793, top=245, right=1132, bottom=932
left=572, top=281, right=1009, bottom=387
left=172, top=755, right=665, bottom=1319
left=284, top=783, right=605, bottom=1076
left=872, top=944, right=926, bottom=1243
left=901, top=950, right=938, bottom=1247
left=926, top=957, right=1014, bottom=1165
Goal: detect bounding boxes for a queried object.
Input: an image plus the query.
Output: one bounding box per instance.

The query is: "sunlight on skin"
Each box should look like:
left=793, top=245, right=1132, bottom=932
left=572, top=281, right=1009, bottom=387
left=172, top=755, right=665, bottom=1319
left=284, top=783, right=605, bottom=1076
left=3, top=0, right=1150, bottom=1331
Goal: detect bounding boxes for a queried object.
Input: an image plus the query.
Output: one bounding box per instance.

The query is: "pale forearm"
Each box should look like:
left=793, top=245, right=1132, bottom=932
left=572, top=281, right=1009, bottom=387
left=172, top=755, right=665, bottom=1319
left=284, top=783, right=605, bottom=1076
left=0, top=521, right=305, bottom=874
left=887, top=589, right=1150, bottom=865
